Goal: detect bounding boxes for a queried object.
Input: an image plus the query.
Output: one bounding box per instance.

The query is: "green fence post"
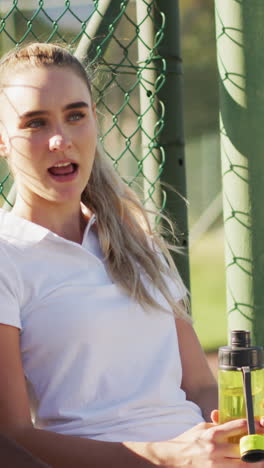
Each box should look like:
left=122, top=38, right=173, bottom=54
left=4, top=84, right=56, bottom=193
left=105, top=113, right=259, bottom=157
left=136, top=0, right=161, bottom=225
left=75, top=0, right=129, bottom=64
left=156, top=0, right=190, bottom=290
left=214, top=0, right=264, bottom=345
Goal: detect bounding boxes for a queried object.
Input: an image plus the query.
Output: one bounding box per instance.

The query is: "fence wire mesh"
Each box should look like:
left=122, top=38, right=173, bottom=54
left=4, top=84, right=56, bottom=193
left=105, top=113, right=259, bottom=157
left=0, top=0, right=167, bottom=216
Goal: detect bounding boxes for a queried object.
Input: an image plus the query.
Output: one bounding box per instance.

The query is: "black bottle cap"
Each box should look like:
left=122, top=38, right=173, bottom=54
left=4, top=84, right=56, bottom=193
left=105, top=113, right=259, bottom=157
left=219, top=330, right=264, bottom=370
left=231, top=330, right=250, bottom=347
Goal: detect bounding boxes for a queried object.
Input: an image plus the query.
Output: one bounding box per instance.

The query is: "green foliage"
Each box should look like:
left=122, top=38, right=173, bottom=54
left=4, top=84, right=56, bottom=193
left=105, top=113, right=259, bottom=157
left=180, top=1, right=226, bottom=352
left=180, top=0, right=219, bottom=138
left=190, top=229, right=228, bottom=351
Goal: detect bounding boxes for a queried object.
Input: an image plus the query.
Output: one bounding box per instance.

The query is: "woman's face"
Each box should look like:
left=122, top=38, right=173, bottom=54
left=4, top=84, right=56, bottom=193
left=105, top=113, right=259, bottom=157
left=0, top=65, right=97, bottom=208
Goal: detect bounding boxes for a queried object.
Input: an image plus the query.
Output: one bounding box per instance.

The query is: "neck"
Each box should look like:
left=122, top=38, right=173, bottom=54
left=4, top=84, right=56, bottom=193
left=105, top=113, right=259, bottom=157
left=11, top=195, right=91, bottom=244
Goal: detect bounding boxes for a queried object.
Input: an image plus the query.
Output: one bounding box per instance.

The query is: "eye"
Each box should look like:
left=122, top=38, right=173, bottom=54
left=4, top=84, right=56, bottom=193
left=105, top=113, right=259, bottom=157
left=67, top=111, right=86, bottom=122
left=25, top=118, right=46, bottom=129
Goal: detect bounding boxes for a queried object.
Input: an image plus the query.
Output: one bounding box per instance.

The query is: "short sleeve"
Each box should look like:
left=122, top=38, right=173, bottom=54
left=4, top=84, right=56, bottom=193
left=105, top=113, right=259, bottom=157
left=163, top=270, right=188, bottom=303
left=0, top=245, right=22, bottom=329
left=151, top=239, right=188, bottom=302
left=144, top=236, right=188, bottom=312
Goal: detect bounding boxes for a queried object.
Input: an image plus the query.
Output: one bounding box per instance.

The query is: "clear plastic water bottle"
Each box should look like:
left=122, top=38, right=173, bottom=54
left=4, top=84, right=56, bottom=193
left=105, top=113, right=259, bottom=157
left=218, top=330, right=264, bottom=462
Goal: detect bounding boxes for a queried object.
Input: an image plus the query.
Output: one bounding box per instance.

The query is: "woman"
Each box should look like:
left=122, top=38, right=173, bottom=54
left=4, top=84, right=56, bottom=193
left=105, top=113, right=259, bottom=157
left=0, top=43, right=262, bottom=467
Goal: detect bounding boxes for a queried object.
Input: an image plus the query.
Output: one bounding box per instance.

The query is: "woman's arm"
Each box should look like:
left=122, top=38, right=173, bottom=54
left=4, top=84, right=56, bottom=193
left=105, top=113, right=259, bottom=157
left=176, top=317, right=218, bottom=421
left=0, top=324, right=155, bottom=468
left=1, top=323, right=261, bottom=468
left=0, top=433, right=50, bottom=467
left=10, top=421, right=264, bottom=468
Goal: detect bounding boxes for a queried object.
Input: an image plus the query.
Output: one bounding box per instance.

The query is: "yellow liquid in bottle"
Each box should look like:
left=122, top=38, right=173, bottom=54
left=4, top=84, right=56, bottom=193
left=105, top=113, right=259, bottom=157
left=218, top=369, right=264, bottom=443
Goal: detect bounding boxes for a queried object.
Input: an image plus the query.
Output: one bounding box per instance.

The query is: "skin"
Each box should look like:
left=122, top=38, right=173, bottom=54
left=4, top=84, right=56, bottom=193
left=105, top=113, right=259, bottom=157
left=0, top=66, right=97, bottom=243
left=0, top=65, right=263, bottom=467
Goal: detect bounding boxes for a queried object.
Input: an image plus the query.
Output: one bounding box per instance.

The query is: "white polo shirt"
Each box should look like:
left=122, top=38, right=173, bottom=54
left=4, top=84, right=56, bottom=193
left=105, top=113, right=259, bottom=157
left=0, top=208, right=203, bottom=442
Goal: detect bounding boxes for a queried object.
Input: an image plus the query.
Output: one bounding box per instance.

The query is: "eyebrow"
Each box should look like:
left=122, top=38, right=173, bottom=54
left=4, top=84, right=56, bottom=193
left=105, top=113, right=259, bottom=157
left=19, top=101, right=89, bottom=120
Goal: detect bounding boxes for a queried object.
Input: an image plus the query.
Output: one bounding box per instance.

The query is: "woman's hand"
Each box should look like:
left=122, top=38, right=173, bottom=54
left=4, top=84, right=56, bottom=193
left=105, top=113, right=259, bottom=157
left=148, top=417, right=264, bottom=467
left=212, top=409, right=264, bottom=435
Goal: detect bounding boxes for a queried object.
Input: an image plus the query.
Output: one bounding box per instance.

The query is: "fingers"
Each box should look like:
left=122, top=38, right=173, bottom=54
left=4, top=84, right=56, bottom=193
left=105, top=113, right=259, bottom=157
left=211, top=409, right=219, bottom=424
left=174, top=420, right=263, bottom=467
left=216, top=441, right=241, bottom=459
left=255, top=419, right=264, bottom=434
left=205, top=418, right=248, bottom=443
left=210, top=412, right=264, bottom=432
left=208, top=415, right=264, bottom=440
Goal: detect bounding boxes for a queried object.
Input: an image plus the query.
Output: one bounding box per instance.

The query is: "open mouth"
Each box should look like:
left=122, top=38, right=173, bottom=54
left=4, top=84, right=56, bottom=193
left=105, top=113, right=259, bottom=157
left=48, top=162, right=78, bottom=177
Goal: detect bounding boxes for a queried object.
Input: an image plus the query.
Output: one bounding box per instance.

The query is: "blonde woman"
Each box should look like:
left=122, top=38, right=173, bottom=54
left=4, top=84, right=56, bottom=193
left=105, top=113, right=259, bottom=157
left=0, top=43, right=263, bottom=467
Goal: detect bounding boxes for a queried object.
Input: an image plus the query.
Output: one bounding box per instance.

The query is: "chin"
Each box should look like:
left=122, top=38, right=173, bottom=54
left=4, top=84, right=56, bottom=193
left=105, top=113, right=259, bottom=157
left=35, top=188, right=82, bottom=206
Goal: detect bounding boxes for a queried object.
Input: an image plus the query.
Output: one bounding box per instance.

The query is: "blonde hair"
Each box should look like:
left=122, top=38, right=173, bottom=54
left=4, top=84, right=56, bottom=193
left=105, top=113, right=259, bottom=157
left=0, top=42, right=191, bottom=322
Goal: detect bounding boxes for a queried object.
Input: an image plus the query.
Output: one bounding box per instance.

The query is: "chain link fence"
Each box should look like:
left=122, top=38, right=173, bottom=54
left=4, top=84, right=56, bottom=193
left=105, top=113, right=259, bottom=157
left=0, top=0, right=167, bottom=216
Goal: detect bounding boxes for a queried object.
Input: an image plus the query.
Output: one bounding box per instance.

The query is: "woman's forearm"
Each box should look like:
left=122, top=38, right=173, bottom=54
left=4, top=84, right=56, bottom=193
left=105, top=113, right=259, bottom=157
left=0, top=433, right=50, bottom=468
left=5, top=411, right=258, bottom=468
left=7, top=427, right=160, bottom=468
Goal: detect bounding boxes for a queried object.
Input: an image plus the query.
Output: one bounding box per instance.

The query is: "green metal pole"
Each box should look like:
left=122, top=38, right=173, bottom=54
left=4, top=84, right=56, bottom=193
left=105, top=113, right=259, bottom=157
left=136, top=0, right=161, bottom=226
left=155, top=0, right=190, bottom=290
left=214, top=0, right=264, bottom=345
left=75, top=0, right=129, bottom=64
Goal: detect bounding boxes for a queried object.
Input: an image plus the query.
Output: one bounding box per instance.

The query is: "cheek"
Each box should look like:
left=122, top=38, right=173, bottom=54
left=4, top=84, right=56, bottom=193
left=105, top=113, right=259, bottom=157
left=9, top=133, right=44, bottom=160
left=8, top=135, right=44, bottom=177
left=79, top=120, right=97, bottom=144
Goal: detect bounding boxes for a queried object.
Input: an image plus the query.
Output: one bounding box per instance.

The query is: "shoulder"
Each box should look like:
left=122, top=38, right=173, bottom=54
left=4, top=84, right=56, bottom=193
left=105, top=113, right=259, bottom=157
left=0, top=240, right=23, bottom=291
left=0, top=209, right=48, bottom=248
left=0, top=211, right=30, bottom=296
left=0, top=209, right=25, bottom=244
left=0, top=210, right=19, bottom=270
left=0, top=221, right=25, bottom=325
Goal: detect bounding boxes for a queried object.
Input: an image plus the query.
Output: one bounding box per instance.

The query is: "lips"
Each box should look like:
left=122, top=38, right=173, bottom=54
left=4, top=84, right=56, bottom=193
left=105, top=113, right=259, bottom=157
left=48, top=163, right=77, bottom=176
left=48, top=161, right=79, bottom=181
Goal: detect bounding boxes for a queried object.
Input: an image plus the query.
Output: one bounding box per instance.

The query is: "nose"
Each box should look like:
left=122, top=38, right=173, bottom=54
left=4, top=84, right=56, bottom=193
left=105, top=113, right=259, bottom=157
left=49, top=134, right=72, bottom=152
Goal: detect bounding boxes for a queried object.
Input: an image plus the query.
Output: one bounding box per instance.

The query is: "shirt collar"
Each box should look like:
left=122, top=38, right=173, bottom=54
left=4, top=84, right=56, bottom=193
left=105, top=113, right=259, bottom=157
left=0, top=208, right=96, bottom=247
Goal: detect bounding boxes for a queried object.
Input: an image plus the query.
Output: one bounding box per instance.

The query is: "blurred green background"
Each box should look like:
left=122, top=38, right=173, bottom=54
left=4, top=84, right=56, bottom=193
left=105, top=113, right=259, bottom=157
left=180, top=0, right=227, bottom=350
